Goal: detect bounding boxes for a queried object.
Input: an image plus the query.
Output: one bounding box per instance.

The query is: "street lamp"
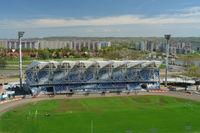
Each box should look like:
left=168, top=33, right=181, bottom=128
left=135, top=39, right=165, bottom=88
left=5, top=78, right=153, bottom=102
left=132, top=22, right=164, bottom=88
left=164, top=34, right=171, bottom=87
left=18, top=31, right=25, bottom=89
left=11, top=47, right=15, bottom=64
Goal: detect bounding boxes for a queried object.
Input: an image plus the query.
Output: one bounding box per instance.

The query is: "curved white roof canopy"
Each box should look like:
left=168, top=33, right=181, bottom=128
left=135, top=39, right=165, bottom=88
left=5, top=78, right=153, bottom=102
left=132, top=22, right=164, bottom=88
left=26, top=60, right=48, bottom=70
left=26, top=60, right=163, bottom=71
left=61, top=61, right=77, bottom=68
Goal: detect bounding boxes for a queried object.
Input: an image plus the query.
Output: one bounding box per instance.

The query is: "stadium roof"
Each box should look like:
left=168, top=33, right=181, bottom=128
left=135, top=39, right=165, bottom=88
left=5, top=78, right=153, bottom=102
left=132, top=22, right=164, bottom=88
left=26, top=60, right=162, bottom=71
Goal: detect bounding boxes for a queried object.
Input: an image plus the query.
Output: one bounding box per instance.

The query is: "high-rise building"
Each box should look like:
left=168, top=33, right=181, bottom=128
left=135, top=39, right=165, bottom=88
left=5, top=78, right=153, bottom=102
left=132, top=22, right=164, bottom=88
left=1, top=40, right=106, bottom=51
left=100, top=41, right=111, bottom=47
left=5, top=40, right=39, bottom=49
left=0, top=40, right=7, bottom=48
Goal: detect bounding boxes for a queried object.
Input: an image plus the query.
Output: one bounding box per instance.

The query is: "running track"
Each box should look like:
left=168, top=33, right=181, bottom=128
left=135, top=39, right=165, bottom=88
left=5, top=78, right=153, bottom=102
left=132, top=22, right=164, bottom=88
left=0, top=92, right=200, bottom=115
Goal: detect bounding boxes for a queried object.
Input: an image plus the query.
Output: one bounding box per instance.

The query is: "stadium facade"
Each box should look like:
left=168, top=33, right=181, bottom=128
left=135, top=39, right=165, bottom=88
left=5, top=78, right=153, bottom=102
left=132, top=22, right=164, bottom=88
left=25, top=60, right=162, bottom=95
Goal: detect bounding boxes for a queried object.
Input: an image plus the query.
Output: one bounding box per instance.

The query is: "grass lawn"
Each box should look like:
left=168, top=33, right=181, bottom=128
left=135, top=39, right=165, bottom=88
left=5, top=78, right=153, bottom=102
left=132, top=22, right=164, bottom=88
left=159, top=64, right=166, bottom=69
left=179, top=52, right=200, bottom=60
left=0, top=66, right=28, bottom=70
left=1, top=96, right=200, bottom=133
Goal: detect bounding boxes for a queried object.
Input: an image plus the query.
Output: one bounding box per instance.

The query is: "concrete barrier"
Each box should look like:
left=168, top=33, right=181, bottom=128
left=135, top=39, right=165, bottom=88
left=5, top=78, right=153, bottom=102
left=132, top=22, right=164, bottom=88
left=148, top=90, right=168, bottom=92
left=0, top=85, right=2, bottom=94
left=0, top=98, right=22, bottom=105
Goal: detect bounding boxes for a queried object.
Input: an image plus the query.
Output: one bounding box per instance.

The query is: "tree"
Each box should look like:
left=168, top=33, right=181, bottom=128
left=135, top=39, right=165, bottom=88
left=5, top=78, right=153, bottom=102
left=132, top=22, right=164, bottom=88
left=63, top=47, right=70, bottom=52
left=56, top=51, right=61, bottom=58
left=70, top=49, right=76, bottom=56
left=38, top=49, right=49, bottom=60
left=104, top=50, right=123, bottom=60
left=188, top=66, right=198, bottom=75
left=185, top=65, right=200, bottom=78
left=81, top=47, right=87, bottom=52
left=183, top=58, right=194, bottom=67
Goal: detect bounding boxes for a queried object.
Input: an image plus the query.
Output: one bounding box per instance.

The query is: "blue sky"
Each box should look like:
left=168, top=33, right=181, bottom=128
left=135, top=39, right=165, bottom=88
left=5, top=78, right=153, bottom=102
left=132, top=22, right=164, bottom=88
left=1, top=0, right=200, bottom=38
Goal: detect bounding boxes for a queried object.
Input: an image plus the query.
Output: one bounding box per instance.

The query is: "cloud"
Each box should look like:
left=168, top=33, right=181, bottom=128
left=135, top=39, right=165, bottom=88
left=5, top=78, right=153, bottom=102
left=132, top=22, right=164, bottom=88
left=168, top=6, right=200, bottom=17
left=1, top=6, right=200, bottom=29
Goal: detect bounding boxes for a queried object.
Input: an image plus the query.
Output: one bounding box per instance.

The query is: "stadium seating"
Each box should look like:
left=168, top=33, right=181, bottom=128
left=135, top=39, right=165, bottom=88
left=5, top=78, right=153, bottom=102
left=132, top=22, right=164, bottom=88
left=112, top=69, right=123, bottom=81
left=129, top=83, right=140, bottom=89
left=85, top=69, right=95, bottom=81
left=53, top=71, right=65, bottom=83
left=25, top=60, right=162, bottom=95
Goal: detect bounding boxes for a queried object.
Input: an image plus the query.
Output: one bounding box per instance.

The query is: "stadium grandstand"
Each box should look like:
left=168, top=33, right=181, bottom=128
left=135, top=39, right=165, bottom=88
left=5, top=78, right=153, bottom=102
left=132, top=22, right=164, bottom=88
left=25, top=60, right=162, bottom=95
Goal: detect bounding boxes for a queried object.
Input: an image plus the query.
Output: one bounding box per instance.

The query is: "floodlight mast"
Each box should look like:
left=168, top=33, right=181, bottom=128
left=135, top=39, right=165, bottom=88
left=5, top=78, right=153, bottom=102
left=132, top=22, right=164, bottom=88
left=164, top=34, right=171, bottom=87
left=18, top=31, right=25, bottom=89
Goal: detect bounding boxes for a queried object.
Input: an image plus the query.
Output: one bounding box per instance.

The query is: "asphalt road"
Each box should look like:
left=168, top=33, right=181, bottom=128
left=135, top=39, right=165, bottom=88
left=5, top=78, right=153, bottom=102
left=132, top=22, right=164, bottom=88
left=1, top=92, right=200, bottom=115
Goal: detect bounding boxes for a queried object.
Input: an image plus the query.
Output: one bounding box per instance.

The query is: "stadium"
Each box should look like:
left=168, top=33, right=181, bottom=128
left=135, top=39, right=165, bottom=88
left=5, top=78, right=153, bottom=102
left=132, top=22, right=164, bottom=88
left=25, top=60, right=162, bottom=95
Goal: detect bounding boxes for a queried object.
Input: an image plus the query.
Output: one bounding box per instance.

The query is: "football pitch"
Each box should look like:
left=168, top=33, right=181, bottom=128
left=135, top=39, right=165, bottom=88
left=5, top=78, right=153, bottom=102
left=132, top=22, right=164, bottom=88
left=1, top=96, right=200, bottom=133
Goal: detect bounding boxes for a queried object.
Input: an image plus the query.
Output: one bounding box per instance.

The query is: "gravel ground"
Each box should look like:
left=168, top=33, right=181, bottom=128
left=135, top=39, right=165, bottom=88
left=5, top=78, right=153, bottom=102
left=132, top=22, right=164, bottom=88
left=1, top=92, right=200, bottom=115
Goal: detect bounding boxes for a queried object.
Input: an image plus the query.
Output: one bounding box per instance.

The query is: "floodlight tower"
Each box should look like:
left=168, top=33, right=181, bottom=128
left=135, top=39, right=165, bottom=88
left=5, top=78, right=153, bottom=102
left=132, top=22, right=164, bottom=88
left=164, top=34, right=171, bottom=87
left=18, top=31, right=25, bottom=89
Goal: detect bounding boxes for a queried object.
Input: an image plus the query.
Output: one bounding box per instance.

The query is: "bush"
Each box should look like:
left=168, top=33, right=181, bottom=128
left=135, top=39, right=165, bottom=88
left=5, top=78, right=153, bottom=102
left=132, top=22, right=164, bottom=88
left=22, top=55, right=31, bottom=60
left=74, top=54, right=81, bottom=58
left=183, top=65, right=200, bottom=78
left=38, top=49, right=49, bottom=60
left=0, top=58, right=7, bottom=68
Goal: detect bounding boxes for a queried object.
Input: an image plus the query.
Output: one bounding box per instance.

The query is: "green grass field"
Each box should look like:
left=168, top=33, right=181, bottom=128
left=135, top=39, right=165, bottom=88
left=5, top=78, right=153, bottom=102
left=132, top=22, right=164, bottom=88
left=1, top=96, right=200, bottom=133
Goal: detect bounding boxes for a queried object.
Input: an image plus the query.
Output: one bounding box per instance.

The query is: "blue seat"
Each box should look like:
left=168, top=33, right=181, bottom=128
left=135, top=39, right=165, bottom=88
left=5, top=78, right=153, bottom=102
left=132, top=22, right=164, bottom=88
left=84, top=70, right=94, bottom=81
left=98, top=69, right=111, bottom=81
left=25, top=71, right=33, bottom=82
left=129, top=83, right=140, bottom=89
left=38, top=71, right=48, bottom=79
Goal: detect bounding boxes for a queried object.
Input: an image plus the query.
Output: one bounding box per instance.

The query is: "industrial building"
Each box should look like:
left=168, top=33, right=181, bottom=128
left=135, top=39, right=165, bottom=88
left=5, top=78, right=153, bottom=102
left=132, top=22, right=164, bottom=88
left=25, top=60, right=162, bottom=95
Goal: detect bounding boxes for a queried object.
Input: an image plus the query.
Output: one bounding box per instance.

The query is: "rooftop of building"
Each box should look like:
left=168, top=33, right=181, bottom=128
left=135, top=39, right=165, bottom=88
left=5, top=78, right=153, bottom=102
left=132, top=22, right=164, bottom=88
left=26, top=60, right=162, bottom=71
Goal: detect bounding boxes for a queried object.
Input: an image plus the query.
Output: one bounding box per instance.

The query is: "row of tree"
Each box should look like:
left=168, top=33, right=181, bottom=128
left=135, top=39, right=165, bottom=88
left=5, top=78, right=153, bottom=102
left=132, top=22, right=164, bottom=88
left=0, top=45, right=148, bottom=67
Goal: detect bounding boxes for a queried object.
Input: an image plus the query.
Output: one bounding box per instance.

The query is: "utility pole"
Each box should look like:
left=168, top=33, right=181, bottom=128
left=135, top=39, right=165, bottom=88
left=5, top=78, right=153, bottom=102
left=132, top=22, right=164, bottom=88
left=164, top=34, right=171, bottom=87
left=18, top=31, right=25, bottom=89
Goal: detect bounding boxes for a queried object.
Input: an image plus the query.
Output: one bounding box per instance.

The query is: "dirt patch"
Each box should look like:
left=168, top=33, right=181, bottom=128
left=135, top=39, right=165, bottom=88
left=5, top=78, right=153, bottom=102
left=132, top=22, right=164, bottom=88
left=131, top=96, right=151, bottom=104
left=132, top=105, right=147, bottom=110
left=113, top=121, right=121, bottom=125
left=159, top=97, right=169, bottom=104
left=56, top=99, right=86, bottom=113
left=176, top=98, right=188, bottom=103
left=90, top=108, right=102, bottom=114
left=56, top=99, right=103, bottom=114
left=120, top=97, right=131, bottom=105
left=11, top=104, right=29, bottom=112
left=0, top=76, right=8, bottom=79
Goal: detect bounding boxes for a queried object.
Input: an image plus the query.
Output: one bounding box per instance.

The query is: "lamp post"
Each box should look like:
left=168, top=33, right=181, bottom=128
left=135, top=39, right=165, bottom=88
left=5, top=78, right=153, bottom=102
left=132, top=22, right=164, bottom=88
left=18, top=31, right=25, bottom=89
left=11, top=47, right=15, bottom=64
left=164, top=34, right=171, bottom=87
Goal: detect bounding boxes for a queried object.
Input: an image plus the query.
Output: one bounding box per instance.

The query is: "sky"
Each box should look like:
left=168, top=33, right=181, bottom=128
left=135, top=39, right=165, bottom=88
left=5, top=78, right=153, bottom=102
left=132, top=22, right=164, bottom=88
left=1, top=0, right=200, bottom=38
